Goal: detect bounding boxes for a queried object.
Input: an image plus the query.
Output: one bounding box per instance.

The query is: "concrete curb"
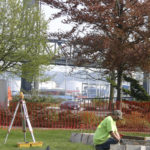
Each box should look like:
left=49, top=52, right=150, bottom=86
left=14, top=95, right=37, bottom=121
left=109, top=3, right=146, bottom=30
left=70, top=133, right=94, bottom=145
left=110, top=144, right=150, bottom=150
left=70, top=132, right=150, bottom=150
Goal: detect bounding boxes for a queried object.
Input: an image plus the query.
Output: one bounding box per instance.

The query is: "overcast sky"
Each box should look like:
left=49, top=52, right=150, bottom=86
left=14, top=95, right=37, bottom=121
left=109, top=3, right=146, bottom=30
left=41, top=4, right=72, bottom=33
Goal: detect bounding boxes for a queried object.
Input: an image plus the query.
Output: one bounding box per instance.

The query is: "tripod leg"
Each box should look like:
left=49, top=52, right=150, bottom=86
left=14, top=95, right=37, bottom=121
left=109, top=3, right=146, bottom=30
left=21, top=104, right=27, bottom=142
left=22, top=101, right=36, bottom=142
left=23, top=117, right=26, bottom=142
left=4, top=101, right=20, bottom=144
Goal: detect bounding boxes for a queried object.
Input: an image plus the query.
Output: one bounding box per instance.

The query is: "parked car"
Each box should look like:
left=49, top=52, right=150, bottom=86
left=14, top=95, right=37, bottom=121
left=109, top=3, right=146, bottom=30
left=60, top=101, right=80, bottom=110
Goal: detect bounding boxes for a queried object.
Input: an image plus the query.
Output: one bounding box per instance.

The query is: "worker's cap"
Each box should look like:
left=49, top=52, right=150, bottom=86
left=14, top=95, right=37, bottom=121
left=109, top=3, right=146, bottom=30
left=113, top=110, right=123, bottom=120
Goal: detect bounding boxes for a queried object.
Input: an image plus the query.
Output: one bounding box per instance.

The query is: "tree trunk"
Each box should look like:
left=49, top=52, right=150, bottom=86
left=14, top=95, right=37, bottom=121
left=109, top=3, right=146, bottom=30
left=116, top=68, right=123, bottom=109
left=20, top=63, right=32, bottom=94
left=21, top=78, right=32, bottom=93
left=109, top=71, right=115, bottom=111
left=32, top=80, right=39, bottom=96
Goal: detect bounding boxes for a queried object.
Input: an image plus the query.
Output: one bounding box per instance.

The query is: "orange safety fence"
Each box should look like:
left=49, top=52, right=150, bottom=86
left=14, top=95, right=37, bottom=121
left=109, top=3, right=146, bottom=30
left=0, top=100, right=150, bottom=132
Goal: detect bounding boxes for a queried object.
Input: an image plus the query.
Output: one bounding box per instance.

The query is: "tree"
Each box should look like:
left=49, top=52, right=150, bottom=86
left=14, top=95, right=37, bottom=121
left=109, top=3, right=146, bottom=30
left=0, top=0, right=55, bottom=92
left=108, top=74, right=150, bottom=101
left=43, top=0, right=150, bottom=103
left=123, top=75, right=150, bottom=101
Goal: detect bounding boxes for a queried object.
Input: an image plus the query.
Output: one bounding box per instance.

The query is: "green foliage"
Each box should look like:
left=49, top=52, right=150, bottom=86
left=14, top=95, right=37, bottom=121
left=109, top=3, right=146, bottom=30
left=0, top=0, right=55, bottom=81
left=107, top=75, right=150, bottom=101
left=123, top=75, right=150, bottom=101
left=106, top=77, right=117, bottom=88
left=92, top=99, right=109, bottom=106
left=12, top=95, right=64, bottom=103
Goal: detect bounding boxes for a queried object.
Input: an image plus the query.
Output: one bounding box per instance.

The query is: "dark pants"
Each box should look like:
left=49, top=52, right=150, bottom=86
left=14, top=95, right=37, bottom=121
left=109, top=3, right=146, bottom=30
left=95, top=138, right=119, bottom=150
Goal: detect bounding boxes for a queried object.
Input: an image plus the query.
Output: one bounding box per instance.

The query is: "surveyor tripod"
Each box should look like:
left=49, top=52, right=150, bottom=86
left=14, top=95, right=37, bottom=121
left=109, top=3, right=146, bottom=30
left=4, top=92, right=35, bottom=144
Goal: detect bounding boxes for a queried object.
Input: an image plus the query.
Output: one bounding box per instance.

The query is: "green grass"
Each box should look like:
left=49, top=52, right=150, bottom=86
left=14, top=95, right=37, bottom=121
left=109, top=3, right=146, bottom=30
left=0, top=128, right=94, bottom=150
left=1, top=128, right=150, bottom=150
left=121, top=131, right=150, bottom=137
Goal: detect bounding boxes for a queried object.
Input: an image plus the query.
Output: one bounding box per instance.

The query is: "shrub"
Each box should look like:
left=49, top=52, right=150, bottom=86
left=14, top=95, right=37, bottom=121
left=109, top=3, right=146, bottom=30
left=117, top=112, right=150, bottom=130
left=92, top=99, right=109, bottom=107
left=78, top=111, right=103, bottom=129
left=58, top=110, right=81, bottom=128
left=12, top=95, right=63, bottom=103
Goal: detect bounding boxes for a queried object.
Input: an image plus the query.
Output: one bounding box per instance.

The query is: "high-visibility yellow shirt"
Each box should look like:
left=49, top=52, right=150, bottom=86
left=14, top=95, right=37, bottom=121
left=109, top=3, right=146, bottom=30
left=93, top=116, right=117, bottom=145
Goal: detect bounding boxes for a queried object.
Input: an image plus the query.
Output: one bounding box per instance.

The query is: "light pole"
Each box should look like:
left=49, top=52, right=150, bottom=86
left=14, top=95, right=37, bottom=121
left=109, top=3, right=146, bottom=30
left=65, top=58, right=68, bottom=100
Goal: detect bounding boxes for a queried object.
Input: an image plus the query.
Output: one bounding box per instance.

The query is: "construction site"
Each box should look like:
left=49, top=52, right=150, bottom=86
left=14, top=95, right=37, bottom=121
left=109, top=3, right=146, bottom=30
left=2, top=0, right=150, bottom=150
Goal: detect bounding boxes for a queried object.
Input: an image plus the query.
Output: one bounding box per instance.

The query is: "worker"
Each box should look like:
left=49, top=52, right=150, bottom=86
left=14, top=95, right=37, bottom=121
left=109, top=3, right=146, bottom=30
left=93, top=110, right=123, bottom=150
